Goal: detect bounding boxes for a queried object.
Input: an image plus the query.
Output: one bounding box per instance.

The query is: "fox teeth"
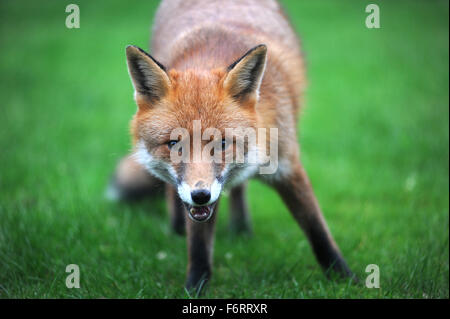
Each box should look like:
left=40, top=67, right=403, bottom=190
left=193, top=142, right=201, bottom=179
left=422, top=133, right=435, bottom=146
left=190, top=208, right=194, bottom=214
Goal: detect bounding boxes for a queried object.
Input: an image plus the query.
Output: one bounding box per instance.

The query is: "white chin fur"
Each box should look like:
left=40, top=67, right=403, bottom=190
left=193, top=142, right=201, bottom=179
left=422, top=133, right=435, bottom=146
left=177, top=182, right=194, bottom=205
left=208, top=179, right=221, bottom=205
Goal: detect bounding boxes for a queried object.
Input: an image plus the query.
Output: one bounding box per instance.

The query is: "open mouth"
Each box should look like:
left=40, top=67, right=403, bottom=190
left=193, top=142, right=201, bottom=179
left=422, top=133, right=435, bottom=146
left=185, top=202, right=217, bottom=222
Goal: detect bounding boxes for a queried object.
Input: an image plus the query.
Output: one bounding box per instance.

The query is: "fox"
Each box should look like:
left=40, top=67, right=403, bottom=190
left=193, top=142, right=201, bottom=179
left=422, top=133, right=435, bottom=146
left=109, top=0, right=354, bottom=293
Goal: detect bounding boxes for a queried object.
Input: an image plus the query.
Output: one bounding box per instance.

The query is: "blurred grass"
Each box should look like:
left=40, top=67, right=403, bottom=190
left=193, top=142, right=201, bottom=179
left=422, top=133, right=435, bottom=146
left=0, top=0, right=448, bottom=298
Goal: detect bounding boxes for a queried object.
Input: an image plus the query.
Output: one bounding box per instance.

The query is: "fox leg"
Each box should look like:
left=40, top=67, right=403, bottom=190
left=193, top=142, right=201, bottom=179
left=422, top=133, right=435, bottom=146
left=229, top=183, right=252, bottom=234
left=107, top=155, right=163, bottom=201
left=166, top=185, right=186, bottom=235
left=273, top=162, right=354, bottom=279
left=185, top=205, right=218, bottom=294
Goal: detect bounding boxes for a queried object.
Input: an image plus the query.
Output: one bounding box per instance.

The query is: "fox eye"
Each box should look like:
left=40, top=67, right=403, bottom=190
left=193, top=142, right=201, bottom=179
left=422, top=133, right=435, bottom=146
left=221, top=139, right=227, bottom=151
left=167, top=140, right=178, bottom=149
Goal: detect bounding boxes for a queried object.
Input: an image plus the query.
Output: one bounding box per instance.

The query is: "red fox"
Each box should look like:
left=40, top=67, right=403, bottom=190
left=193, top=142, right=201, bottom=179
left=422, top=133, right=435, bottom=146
left=110, top=0, right=354, bottom=292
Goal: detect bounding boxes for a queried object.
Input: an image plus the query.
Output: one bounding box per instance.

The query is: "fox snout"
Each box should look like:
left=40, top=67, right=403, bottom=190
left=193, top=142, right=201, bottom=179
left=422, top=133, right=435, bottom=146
left=181, top=180, right=213, bottom=206
left=191, top=188, right=211, bottom=205
left=178, top=178, right=222, bottom=222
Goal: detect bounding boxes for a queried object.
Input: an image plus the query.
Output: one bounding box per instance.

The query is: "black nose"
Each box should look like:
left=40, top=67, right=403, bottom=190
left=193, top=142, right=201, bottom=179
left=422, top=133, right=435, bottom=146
left=191, top=189, right=211, bottom=205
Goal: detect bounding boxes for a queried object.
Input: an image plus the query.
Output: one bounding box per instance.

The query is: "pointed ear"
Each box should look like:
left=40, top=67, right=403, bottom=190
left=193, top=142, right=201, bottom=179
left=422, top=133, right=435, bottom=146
left=223, top=44, right=267, bottom=102
left=126, top=45, right=170, bottom=104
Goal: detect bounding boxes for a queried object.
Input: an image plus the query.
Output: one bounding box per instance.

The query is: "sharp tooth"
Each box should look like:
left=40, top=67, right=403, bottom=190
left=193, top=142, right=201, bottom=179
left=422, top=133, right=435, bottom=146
left=190, top=208, right=194, bottom=214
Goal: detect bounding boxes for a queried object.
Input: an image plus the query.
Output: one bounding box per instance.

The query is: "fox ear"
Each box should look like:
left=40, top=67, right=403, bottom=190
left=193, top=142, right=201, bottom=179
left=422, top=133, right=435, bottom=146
left=224, top=44, right=267, bottom=102
left=126, top=45, right=170, bottom=104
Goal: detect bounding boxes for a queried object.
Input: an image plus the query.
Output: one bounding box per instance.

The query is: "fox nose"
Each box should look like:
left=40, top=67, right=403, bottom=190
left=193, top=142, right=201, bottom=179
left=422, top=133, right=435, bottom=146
left=191, top=189, right=211, bottom=205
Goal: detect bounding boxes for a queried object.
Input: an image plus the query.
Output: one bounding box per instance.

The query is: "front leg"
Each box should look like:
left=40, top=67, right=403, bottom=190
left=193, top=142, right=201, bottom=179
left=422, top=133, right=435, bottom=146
left=185, top=205, right=218, bottom=295
left=273, top=162, right=354, bottom=279
left=166, top=185, right=186, bottom=235
left=229, top=183, right=252, bottom=234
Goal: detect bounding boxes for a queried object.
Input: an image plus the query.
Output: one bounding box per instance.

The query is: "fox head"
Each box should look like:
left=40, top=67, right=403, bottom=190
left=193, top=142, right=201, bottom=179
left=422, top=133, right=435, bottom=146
left=126, top=44, right=267, bottom=222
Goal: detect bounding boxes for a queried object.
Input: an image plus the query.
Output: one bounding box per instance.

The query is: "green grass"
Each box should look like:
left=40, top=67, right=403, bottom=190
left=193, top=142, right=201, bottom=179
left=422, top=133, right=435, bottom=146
left=0, top=0, right=448, bottom=298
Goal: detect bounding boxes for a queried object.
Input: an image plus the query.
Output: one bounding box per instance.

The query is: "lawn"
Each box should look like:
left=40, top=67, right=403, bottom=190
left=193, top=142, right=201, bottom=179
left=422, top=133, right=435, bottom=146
left=0, top=0, right=448, bottom=298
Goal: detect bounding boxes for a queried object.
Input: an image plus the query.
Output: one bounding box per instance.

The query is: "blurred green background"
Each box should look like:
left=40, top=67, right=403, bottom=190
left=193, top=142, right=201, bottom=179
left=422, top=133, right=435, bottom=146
left=0, top=0, right=448, bottom=298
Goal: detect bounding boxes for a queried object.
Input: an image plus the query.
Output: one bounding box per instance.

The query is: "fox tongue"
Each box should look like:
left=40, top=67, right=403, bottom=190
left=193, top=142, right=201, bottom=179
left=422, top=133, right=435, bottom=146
left=190, top=206, right=211, bottom=221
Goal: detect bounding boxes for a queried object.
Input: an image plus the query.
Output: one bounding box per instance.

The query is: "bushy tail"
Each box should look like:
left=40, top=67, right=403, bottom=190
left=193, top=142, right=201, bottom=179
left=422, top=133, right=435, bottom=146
left=105, top=155, right=163, bottom=201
